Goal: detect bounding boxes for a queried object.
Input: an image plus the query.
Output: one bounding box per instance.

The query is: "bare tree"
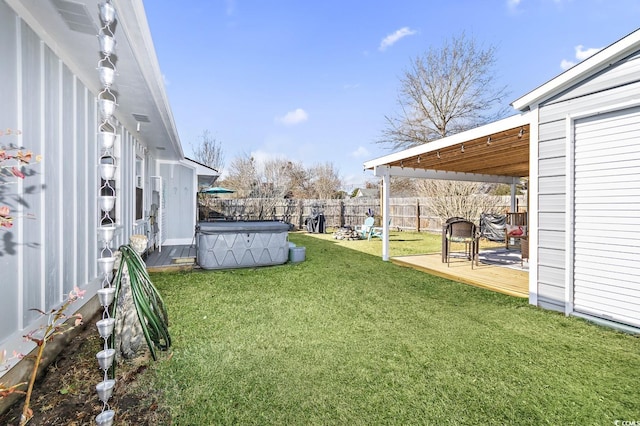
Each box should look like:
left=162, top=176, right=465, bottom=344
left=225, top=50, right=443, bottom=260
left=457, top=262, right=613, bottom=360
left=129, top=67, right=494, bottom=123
left=380, top=32, right=509, bottom=151
left=220, top=155, right=306, bottom=220
left=415, top=180, right=503, bottom=221
left=222, top=154, right=257, bottom=198
left=192, top=130, right=225, bottom=171
left=308, top=162, right=343, bottom=199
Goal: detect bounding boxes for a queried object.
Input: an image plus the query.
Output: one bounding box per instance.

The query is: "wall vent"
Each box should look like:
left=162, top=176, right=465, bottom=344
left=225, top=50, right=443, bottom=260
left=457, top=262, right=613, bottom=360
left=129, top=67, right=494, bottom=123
left=132, top=113, right=150, bottom=123
left=51, top=0, right=97, bottom=35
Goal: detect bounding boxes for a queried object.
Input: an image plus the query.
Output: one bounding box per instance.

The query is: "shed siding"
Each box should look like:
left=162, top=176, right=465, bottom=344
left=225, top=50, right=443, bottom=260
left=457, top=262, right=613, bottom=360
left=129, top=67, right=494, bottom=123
left=572, top=107, right=640, bottom=327
left=536, top=49, right=640, bottom=316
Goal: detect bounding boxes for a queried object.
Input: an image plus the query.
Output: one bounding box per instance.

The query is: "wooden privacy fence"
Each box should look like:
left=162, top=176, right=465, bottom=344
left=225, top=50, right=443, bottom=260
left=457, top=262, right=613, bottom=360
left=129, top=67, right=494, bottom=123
left=201, top=196, right=525, bottom=233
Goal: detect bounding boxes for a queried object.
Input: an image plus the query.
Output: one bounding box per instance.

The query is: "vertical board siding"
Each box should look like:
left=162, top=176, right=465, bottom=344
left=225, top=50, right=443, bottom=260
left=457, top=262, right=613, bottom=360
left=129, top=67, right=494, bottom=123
left=0, top=6, right=19, bottom=341
left=0, top=10, right=106, bottom=348
left=62, top=64, right=76, bottom=296
left=43, top=45, right=61, bottom=312
left=76, top=85, right=88, bottom=285
left=19, top=21, right=43, bottom=333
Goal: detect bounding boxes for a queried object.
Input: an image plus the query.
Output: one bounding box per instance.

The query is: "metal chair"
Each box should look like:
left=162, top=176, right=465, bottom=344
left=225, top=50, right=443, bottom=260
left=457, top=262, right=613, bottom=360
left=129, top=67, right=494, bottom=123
left=445, top=219, right=479, bottom=268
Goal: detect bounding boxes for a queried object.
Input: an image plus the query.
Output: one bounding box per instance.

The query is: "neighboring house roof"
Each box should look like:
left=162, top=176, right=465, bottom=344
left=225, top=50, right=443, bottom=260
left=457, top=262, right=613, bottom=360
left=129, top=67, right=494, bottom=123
left=6, top=0, right=183, bottom=161
left=355, top=188, right=379, bottom=198
left=512, top=28, right=640, bottom=110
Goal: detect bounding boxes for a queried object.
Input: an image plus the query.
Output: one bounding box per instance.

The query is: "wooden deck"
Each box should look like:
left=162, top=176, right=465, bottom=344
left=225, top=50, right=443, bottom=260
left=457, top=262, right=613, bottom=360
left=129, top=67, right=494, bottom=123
left=145, top=244, right=197, bottom=273
left=392, top=251, right=529, bottom=298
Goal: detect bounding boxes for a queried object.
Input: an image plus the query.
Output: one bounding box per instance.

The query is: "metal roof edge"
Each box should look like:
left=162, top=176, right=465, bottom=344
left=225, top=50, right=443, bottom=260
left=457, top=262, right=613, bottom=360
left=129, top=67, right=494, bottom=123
left=114, top=0, right=184, bottom=159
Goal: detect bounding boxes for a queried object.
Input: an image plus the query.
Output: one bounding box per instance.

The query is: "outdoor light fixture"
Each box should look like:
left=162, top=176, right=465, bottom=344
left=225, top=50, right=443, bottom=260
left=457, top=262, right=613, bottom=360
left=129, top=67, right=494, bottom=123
left=518, top=127, right=525, bottom=138
left=417, top=155, right=421, bottom=163
left=487, top=136, right=492, bottom=145
left=437, top=151, right=441, bottom=159
left=461, top=143, right=465, bottom=153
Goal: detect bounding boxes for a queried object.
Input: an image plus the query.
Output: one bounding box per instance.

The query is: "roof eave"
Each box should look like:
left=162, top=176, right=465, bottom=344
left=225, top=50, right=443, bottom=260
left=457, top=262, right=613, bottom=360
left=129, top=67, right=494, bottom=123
left=363, top=113, right=531, bottom=170
left=512, top=28, right=640, bottom=111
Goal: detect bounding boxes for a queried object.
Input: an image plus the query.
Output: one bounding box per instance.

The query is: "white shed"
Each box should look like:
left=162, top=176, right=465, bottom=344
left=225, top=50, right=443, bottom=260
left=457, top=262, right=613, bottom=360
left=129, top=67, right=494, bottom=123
left=513, top=28, right=640, bottom=331
left=365, top=28, right=640, bottom=332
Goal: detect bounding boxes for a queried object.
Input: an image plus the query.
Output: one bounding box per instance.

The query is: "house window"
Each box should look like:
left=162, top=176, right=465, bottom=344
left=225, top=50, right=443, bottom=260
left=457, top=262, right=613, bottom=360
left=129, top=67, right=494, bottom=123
left=135, top=156, right=144, bottom=220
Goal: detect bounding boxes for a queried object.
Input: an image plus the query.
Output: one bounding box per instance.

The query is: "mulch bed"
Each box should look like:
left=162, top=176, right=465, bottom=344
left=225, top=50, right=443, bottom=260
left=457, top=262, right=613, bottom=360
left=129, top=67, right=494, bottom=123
left=0, top=316, right=170, bottom=425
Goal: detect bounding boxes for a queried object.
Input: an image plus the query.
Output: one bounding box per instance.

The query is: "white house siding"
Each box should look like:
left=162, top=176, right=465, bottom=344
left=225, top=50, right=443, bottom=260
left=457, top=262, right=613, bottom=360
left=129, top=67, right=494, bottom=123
left=158, top=162, right=196, bottom=244
left=0, top=5, right=158, bottom=360
left=536, top=50, right=640, bottom=320
left=0, top=2, right=20, bottom=338
left=0, top=10, right=101, bottom=346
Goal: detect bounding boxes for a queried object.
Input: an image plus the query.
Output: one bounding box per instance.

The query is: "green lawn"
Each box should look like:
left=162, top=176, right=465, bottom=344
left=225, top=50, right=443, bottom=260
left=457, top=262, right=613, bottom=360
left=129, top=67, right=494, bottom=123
left=147, top=233, right=639, bottom=425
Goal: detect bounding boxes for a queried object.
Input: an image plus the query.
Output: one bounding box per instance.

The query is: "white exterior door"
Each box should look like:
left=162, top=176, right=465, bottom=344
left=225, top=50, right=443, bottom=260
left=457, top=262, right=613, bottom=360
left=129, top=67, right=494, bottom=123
left=573, top=106, right=640, bottom=328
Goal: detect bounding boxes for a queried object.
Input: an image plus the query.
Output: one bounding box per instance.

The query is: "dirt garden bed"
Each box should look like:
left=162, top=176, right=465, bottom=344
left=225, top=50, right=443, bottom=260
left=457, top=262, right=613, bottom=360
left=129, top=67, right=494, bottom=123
left=0, top=316, right=170, bottom=425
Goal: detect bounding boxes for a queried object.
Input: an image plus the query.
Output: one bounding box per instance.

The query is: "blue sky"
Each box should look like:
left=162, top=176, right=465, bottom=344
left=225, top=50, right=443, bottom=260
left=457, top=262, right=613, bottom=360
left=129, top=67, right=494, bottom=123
left=145, top=0, right=639, bottom=190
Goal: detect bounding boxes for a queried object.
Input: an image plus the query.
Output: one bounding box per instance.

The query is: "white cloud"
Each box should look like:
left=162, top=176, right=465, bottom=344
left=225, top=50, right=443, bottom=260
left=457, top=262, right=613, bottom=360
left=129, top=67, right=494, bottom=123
left=507, top=0, right=521, bottom=10
left=276, top=108, right=309, bottom=126
left=379, top=27, right=417, bottom=51
left=351, top=146, right=370, bottom=158
left=560, top=44, right=602, bottom=70
left=249, top=150, right=281, bottom=168
left=574, top=44, right=601, bottom=60
left=560, top=59, right=575, bottom=70
left=343, top=83, right=360, bottom=90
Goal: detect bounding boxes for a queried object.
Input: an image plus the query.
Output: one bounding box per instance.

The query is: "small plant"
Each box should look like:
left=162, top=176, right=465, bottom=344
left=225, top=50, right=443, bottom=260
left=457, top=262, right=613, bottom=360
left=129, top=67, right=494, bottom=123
left=0, top=286, right=85, bottom=425
left=0, top=351, right=26, bottom=399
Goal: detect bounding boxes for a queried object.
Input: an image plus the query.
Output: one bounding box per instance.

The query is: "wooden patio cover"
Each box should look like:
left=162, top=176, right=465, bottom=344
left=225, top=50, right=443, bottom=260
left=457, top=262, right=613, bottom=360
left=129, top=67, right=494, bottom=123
left=363, top=113, right=531, bottom=183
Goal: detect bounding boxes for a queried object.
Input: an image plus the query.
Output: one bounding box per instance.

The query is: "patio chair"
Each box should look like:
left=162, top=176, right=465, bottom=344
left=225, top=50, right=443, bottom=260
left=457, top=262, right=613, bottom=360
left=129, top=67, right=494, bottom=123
left=356, top=217, right=375, bottom=240
left=505, top=212, right=527, bottom=249
left=369, top=219, right=389, bottom=240
left=445, top=219, right=479, bottom=269
left=441, top=217, right=465, bottom=262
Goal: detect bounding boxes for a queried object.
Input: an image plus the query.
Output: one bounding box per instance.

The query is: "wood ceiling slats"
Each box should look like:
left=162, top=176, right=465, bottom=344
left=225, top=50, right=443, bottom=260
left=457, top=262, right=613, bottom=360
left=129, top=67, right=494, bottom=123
left=386, top=125, right=529, bottom=178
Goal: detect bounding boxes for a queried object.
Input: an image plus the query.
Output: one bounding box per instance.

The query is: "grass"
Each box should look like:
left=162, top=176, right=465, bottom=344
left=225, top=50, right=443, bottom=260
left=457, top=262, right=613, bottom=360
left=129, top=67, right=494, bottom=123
left=146, top=233, right=639, bottom=425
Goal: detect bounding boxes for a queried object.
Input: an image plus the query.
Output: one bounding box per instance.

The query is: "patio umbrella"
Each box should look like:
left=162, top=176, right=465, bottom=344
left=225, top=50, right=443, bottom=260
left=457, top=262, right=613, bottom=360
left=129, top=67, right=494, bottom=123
left=200, top=186, right=235, bottom=194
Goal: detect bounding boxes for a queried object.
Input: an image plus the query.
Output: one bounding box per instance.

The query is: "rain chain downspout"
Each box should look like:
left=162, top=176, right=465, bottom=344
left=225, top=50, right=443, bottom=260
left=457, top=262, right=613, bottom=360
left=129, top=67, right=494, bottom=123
left=95, top=1, right=118, bottom=424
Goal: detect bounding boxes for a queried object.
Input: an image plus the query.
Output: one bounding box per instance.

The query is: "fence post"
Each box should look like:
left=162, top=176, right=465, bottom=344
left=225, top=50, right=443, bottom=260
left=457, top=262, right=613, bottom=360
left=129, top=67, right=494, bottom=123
left=298, top=199, right=304, bottom=230
left=416, top=198, right=420, bottom=232
left=339, top=200, right=344, bottom=228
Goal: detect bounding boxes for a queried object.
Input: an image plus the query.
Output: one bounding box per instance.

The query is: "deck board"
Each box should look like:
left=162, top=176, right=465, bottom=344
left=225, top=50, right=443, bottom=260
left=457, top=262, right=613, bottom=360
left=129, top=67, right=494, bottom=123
left=392, top=252, right=528, bottom=298
left=145, top=244, right=197, bottom=272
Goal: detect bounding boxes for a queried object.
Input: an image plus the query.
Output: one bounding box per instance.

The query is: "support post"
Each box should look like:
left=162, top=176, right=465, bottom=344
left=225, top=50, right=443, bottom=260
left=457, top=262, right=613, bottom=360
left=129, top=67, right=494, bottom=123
left=382, top=172, right=390, bottom=261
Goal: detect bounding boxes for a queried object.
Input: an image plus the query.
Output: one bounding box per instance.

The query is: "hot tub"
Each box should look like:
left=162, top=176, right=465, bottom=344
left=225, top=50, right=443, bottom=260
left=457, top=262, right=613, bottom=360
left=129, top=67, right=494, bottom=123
left=196, top=221, right=290, bottom=270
